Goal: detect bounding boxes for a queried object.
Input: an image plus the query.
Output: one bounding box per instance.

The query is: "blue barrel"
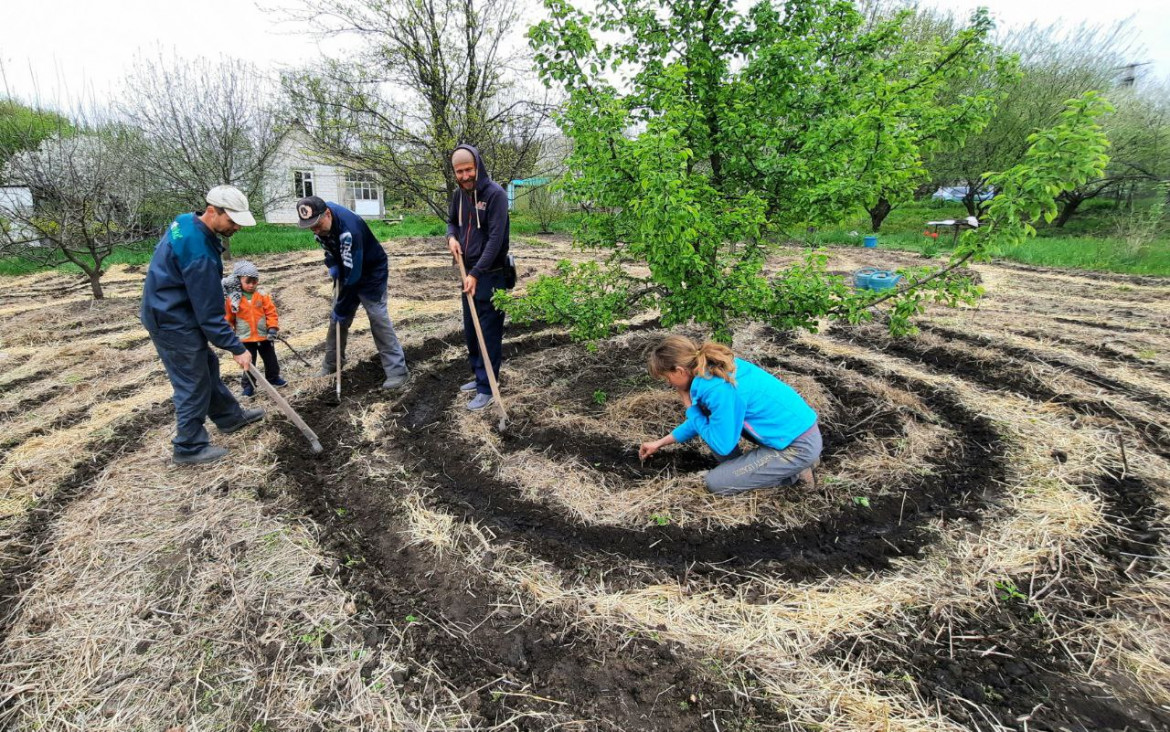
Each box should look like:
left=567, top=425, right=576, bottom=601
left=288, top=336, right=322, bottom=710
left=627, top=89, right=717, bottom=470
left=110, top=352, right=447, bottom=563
left=867, top=271, right=902, bottom=291
left=853, top=267, right=879, bottom=288
left=864, top=235, right=878, bottom=248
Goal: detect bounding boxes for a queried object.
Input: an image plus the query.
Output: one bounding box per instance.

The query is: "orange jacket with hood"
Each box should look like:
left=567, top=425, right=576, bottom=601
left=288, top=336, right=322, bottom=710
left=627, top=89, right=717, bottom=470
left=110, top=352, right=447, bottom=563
left=225, top=291, right=279, bottom=343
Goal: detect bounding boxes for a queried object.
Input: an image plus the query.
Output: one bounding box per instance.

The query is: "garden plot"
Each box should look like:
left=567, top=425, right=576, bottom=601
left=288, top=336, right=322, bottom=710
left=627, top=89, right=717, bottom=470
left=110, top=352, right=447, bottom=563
left=0, top=238, right=1167, bottom=731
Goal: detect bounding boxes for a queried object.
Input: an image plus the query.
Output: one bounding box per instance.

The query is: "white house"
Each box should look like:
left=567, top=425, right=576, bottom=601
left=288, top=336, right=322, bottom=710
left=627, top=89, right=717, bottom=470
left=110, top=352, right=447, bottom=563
left=0, top=185, right=40, bottom=246
left=264, top=128, right=386, bottom=224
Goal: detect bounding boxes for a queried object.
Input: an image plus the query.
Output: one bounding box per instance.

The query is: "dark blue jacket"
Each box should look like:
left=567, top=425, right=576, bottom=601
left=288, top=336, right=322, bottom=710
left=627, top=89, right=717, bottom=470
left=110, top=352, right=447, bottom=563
left=140, top=213, right=245, bottom=355
left=446, top=144, right=510, bottom=279
left=315, top=202, right=389, bottom=319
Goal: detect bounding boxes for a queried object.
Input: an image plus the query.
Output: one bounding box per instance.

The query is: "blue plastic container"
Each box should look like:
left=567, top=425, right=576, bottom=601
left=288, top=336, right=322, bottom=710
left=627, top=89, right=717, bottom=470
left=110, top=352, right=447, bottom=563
left=863, top=235, right=878, bottom=248
left=853, top=267, right=879, bottom=288
left=867, top=271, right=902, bottom=291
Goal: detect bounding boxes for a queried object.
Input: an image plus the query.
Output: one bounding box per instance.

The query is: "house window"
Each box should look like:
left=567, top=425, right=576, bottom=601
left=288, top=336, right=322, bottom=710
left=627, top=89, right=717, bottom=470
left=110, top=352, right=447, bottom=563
left=346, top=172, right=378, bottom=201
left=294, top=170, right=314, bottom=198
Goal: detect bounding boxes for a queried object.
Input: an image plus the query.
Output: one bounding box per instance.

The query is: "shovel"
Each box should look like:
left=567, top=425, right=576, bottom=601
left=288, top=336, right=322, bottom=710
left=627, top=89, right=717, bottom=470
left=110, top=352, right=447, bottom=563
left=330, top=279, right=342, bottom=404
left=247, top=364, right=323, bottom=454
left=454, top=251, right=508, bottom=430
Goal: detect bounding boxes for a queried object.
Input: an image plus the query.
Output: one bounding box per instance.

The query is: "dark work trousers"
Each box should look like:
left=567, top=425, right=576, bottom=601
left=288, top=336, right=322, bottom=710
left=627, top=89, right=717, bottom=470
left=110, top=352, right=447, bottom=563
left=461, top=269, right=506, bottom=395
left=241, top=340, right=281, bottom=388
left=146, top=328, right=247, bottom=457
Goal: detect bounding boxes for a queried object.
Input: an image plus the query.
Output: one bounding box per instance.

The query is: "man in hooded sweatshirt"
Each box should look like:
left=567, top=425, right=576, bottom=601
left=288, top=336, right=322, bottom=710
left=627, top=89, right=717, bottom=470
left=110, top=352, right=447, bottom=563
left=446, top=144, right=511, bottom=411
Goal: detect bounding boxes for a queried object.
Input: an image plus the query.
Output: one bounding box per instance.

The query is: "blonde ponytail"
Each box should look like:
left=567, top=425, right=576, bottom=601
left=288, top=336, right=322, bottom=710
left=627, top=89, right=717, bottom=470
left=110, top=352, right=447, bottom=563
left=647, top=335, right=737, bottom=386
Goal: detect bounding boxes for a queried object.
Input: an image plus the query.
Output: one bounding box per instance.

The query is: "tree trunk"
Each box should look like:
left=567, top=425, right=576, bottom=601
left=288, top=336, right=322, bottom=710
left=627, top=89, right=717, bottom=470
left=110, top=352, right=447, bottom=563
left=1054, top=195, right=1083, bottom=228
left=89, top=270, right=105, bottom=300
left=868, top=197, right=892, bottom=232
left=961, top=191, right=978, bottom=217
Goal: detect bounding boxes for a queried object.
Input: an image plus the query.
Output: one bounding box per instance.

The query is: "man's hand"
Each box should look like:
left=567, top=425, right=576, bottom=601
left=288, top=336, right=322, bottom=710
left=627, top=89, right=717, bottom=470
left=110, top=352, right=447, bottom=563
left=233, top=350, right=253, bottom=371
left=266, top=327, right=279, bottom=341
left=448, top=236, right=461, bottom=261
left=330, top=311, right=346, bottom=324
left=462, top=274, right=478, bottom=296
left=327, top=266, right=339, bottom=281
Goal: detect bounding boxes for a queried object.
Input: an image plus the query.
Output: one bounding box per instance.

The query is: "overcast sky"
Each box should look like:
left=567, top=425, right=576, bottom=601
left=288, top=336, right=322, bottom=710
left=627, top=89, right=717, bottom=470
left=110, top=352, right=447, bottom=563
left=3, top=0, right=1167, bottom=110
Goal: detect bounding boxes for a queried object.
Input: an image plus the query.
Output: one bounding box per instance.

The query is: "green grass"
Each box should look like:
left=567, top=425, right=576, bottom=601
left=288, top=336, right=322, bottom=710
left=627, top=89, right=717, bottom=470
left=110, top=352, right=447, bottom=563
left=4, top=201, right=1164, bottom=278
left=0, top=216, right=451, bottom=277
left=805, top=199, right=1170, bottom=276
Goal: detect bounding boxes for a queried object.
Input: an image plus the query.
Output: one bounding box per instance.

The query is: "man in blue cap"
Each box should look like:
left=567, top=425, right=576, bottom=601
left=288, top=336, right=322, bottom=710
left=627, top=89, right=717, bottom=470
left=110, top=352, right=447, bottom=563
left=141, top=185, right=265, bottom=465
left=297, top=195, right=409, bottom=390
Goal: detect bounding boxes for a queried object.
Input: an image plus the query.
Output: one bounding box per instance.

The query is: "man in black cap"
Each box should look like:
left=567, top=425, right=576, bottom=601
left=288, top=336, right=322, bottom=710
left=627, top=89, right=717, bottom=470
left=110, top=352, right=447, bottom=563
left=297, top=196, right=409, bottom=389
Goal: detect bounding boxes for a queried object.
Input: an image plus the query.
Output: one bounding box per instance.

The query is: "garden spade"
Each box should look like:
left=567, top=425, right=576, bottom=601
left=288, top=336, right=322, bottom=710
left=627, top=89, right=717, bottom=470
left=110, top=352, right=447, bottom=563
left=247, top=364, right=323, bottom=455
left=331, top=279, right=342, bottom=404
left=454, top=250, right=508, bottom=431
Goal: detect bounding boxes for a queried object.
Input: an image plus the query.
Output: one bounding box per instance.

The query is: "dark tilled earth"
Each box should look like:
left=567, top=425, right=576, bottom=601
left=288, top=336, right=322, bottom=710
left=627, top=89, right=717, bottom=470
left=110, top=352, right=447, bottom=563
left=264, top=320, right=1167, bottom=730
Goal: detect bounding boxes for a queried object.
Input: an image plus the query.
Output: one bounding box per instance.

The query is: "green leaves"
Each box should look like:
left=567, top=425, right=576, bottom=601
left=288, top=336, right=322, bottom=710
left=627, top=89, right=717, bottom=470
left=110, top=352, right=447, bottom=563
left=511, top=2, right=1109, bottom=343
left=968, top=92, right=1113, bottom=257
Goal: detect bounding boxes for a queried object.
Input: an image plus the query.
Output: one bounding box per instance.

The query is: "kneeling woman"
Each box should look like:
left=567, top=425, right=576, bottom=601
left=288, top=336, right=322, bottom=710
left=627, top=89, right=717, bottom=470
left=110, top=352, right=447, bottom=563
left=638, top=335, right=822, bottom=496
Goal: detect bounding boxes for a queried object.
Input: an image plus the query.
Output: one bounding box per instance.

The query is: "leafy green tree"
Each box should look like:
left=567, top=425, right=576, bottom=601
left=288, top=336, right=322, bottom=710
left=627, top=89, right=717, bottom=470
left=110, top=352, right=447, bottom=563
left=1052, top=81, right=1170, bottom=226
left=502, top=0, right=1112, bottom=342
left=928, top=19, right=1134, bottom=218
left=856, top=4, right=1017, bottom=231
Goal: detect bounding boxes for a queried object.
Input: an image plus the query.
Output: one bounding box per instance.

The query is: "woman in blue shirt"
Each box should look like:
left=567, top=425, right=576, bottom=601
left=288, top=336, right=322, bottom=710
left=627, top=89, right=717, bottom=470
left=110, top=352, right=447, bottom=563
left=638, top=335, right=822, bottom=496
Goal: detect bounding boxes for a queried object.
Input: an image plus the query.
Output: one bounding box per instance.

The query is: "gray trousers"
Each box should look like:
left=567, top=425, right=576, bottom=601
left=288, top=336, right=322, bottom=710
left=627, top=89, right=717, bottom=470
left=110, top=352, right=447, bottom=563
left=322, top=289, right=408, bottom=379
left=705, top=424, right=823, bottom=496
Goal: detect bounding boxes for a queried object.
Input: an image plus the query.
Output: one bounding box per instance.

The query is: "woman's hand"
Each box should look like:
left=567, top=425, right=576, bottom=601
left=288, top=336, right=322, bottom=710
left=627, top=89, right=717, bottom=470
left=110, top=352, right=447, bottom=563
left=639, top=434, right=677, bottom=461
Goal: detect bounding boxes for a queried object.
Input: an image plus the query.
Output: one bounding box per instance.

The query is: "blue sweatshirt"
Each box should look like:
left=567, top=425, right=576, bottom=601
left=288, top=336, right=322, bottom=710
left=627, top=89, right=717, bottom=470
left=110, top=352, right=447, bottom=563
left=140, top=213, right=245, bottom=355
left=315, top=202, right=389, bottom=319
left=446, top=144, right=510, bottom=279
left=671, top=358, right=818, bottom=457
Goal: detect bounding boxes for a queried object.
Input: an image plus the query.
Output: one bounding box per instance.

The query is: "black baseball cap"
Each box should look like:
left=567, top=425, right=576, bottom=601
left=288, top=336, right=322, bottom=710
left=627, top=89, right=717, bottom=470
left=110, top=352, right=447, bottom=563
left=296, top=196, right=328, bottom=228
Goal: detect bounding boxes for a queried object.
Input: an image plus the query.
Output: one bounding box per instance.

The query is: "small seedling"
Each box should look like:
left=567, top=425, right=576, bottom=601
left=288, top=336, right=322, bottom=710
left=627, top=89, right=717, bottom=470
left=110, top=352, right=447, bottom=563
left=334, top=507, right=348, bottom=517
left=650, top=513, right=671, bottom=526
left=405, top=614, right=419, bottom=623
left=995, top=580, right=1027, bottom=602
left=852, top=496, right=871, bottom=508
left=592, top=389, right=608, bottom=405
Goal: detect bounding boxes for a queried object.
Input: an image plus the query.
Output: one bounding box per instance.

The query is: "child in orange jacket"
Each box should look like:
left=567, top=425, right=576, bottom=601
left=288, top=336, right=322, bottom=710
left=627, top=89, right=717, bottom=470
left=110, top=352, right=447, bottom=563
left=223, top=260, right=287, bottom=397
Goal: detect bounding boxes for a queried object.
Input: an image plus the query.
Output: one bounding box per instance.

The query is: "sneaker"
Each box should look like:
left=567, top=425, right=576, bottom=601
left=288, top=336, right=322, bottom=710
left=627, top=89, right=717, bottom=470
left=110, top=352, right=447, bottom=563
left=467, top=393, right=494, bottom=411
left=219, top=408, right=265, bottom=434
left=459, top=380, right=477, bottom=392
left=382, top=373, right=410, bottom=391
left=242, top=382, right=255, bottom=398
left=173, top=445, right=229, bottom=465
left=268, top=377, right=289, bottom=387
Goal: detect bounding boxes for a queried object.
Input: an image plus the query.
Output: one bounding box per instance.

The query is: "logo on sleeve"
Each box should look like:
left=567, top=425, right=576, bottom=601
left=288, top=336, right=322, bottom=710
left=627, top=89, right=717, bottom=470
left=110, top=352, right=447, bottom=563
left=340, top=232, right=354, bottom=270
